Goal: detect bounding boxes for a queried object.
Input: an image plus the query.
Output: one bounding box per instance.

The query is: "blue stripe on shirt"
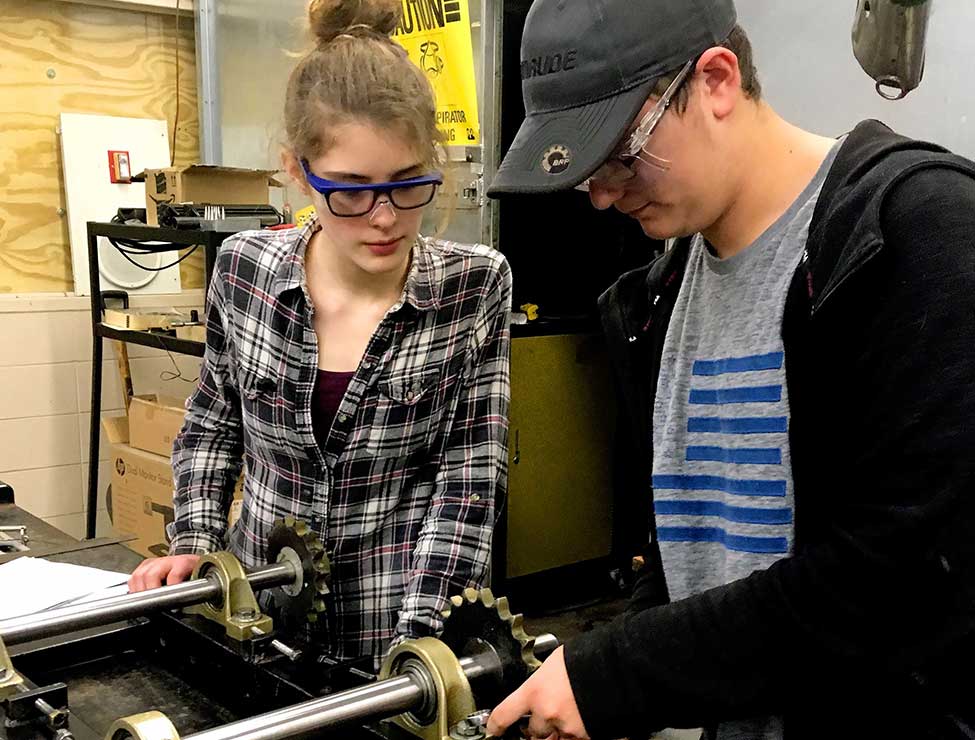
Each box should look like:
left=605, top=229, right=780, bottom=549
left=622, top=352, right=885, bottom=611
left=657, top=526, right=789, bottom=554
left=655, top=499, right=793, bottom=524
left=690, top=385, right=782, bottom=405
left=653, top=474, right=787, bottom=497
left=686, top=446, right=782, bottom=465
left=688, top=417, right=788, bottom=434
left=692, top=352, right=784, bottom=376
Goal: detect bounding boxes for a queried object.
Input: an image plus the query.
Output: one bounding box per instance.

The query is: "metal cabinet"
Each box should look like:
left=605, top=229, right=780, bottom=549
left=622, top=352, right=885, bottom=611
left=503, top=333, right=616, bottom=580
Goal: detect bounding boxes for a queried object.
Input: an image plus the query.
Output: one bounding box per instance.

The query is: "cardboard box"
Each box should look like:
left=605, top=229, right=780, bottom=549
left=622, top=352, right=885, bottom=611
left=103, top=415, right=243, bottom=558
left=141, top=164, right=279, bottom=226
left=128, top=394, right=187, bottom=457
left=174, top=324, right=206, bottom=342
left=103, top=308, right=186, bottom=331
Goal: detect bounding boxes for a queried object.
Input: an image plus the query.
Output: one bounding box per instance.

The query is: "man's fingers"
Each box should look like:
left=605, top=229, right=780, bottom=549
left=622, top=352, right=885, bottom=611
left=526, top=714, right=558, bottom=739
left=487, top=687, right=532, bottom=738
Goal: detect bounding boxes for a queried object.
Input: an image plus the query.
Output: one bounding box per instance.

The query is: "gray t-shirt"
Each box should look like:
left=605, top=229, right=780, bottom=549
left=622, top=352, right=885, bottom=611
left=652, top=141, right=840, bottom=740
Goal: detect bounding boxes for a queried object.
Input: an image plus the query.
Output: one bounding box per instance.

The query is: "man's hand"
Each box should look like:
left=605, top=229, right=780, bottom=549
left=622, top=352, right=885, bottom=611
left=128, top=554, right=201, bottom=592
left=487, top=646, right=589, bottom=740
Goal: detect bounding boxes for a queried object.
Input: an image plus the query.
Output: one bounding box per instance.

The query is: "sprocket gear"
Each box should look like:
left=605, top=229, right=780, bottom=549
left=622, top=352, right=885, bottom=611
left=439, top=588, right=540, bottom=705
left=265, top=517, right=332, bottom=631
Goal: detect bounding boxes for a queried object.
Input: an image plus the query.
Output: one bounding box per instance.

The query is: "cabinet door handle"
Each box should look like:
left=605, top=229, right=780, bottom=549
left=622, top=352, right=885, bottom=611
left=513, top=430, right=520, bottom=465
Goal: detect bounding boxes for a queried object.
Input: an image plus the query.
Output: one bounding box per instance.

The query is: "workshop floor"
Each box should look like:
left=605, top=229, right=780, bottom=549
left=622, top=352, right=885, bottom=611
left=523, top=596, right=626, bottom=643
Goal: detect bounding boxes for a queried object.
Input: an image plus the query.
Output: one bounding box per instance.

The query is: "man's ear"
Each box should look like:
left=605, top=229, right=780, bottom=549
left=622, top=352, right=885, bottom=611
left=281, top=148, right=311, bottom=197
left=696, top=47, right=743, bottom=120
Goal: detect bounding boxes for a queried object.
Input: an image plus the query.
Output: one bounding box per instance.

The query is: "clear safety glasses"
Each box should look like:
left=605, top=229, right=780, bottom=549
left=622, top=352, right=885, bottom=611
left=576, top=58, right=696, bottom=193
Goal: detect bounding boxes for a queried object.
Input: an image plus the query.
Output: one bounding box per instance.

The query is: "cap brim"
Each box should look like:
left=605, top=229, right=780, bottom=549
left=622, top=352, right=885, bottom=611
left=487, top=80, right=656, bottom=197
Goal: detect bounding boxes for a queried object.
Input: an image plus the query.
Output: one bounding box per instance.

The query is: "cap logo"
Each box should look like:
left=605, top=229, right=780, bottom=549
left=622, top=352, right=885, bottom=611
left=541, top=145, right=572, bottom=175
left=521, top=49, right=578, bottom=80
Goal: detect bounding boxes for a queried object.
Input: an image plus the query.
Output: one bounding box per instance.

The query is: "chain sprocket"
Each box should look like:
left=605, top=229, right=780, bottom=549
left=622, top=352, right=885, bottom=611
left=439, top=588, right=540, bottom=704
left=265, top=517, right=331, bottom=631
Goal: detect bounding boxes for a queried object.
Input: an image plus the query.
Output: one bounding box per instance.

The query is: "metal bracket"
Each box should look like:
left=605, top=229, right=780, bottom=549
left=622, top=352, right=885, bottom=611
left=0, top=635, right=24, bottom=700
left=105, top=711, right=180, bottom=740
left=0, top=525, right=28, bottom=544
left=379, top=637, right=476, bottom=740
left=462, top=171, right=485, bottom=208
left=2, top=681, right=70, bottom=730
left=184, top=551, right=272, bottom=641
left=0, top=526, right=30, bottom=556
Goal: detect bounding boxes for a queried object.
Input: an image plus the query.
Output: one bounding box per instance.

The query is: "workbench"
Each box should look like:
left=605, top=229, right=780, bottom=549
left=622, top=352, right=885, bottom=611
left=0, top=505, right=141, bottom=573
left=0, top=504, right=638, bottom=740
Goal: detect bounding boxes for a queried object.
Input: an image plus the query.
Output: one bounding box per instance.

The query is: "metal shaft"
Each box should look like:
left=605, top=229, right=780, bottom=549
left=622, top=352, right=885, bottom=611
left=185, top=675, right=423, bottom=740
left=183, top=634, right=560, bottom=740
left=0, top=562, right=295, bottom=646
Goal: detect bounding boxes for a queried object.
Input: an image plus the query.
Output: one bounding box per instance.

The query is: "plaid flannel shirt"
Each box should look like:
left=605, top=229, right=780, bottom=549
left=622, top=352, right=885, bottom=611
left=169, top=224, right=511, bottom=664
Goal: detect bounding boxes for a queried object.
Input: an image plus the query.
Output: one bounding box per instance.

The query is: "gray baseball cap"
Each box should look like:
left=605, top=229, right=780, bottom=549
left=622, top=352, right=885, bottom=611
left=488, top=0, right=737, bottom=196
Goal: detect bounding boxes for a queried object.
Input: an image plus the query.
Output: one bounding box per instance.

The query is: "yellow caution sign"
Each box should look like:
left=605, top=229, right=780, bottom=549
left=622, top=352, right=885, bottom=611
left=391, top=0, right=481, bottom=146
left=294, top=205, right=317, bottom=228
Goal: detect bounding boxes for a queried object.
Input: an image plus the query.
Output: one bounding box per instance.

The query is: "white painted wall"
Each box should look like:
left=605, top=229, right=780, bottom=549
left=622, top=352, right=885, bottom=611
left=737, top=0, right=975, bottom=157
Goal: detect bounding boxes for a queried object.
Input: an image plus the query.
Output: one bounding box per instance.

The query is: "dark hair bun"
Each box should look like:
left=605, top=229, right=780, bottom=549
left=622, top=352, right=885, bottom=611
left=308, top=0, right=402, bottom=45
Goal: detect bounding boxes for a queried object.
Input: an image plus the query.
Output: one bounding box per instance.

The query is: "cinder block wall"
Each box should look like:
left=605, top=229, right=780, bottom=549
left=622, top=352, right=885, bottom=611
left=0, top=293, right=203, bottom=537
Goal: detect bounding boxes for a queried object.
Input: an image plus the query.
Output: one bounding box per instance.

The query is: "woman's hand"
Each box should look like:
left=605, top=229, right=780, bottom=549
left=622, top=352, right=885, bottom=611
left=128, top=554, right=202, bottom=592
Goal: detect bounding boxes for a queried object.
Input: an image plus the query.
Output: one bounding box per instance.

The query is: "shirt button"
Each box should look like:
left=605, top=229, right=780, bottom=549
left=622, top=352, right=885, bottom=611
left=469, top=494, right=480, bottom=503
left=337, top=413, right=349, bottom=423
left=362, top=360, right=373, bottom=370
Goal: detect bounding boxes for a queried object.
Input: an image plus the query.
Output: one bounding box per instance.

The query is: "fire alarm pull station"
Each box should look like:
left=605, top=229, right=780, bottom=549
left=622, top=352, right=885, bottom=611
left=108, top=150, right=132, bottom=183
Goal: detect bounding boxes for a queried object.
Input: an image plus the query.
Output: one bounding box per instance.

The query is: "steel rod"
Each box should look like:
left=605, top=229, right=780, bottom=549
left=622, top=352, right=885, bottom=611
left=185, top=675, right=423, bottom=740
left=0, top=562, right=295, bottom=646
left=533, top=632, right=560, bottom=659
left=183, top=634, right=560, bottom=740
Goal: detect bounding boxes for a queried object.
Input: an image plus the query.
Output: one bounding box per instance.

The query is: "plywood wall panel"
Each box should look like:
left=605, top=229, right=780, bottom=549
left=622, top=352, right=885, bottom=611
left=0, top=0, right=202, bottom=293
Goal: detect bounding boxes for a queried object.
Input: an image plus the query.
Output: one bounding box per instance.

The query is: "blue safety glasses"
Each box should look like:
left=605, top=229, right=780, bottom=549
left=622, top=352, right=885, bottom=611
left=301, top=160, right=443, bottom=218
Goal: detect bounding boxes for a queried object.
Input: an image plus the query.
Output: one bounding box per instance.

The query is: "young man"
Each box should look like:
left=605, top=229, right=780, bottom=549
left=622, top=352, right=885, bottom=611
left=486, top=0, right=975, bottom=738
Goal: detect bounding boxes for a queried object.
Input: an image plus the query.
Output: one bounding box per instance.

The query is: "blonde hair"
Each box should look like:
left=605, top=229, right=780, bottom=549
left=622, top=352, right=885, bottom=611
left=284, top=0, right=446, bottom=173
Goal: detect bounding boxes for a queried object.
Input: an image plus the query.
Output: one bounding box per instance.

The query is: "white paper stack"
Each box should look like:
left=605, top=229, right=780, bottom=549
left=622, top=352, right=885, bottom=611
left=0, top=558, right=129, bottom=620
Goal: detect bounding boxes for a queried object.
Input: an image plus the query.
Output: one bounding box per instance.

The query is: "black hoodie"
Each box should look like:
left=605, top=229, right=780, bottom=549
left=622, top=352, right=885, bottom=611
left=564, top=121, right=975, bottom=739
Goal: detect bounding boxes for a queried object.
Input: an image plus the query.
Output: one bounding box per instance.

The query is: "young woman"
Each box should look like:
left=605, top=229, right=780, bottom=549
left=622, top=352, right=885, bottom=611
left=128, top=0, right=512, bottom=667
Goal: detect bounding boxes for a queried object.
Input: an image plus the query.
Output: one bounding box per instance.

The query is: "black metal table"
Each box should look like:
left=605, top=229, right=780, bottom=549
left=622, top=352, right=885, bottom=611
left=84, top=222, right=234, bottom=539
left=0, top=504, right=142, bottom=572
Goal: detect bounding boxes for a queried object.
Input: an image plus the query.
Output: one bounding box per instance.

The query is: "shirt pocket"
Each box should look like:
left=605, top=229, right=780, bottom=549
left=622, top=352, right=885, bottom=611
left=237, top=368, right=286, bottom=444
left=365, top=369, right=443, bottom=459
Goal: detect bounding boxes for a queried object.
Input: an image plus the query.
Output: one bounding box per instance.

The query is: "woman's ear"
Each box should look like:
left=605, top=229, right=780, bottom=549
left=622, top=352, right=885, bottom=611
left=281, top=148, right=311, bottom=197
